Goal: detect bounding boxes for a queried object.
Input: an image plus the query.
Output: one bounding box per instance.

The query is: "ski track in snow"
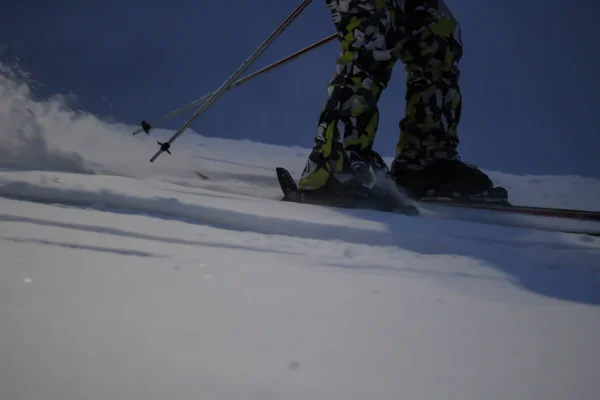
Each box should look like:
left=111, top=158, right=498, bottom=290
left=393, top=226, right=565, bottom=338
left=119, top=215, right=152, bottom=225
left=1, top=61, right=600, bottom=400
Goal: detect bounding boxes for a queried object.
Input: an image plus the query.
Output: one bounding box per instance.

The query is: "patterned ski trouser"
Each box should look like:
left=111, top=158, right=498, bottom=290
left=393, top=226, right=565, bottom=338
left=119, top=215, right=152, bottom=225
left=298, top=0, right=464, bottom=190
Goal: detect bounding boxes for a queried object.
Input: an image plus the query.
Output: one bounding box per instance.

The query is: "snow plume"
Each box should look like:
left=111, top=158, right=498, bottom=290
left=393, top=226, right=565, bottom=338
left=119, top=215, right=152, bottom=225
left=0, top=61, right=204, bottom=179
left=0, top=61, right=94, bottom=174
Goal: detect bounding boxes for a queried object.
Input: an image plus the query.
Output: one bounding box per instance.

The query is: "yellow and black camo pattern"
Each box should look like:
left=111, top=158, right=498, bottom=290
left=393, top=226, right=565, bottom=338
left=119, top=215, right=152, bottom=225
left=299, top=0, right=464, bottom=190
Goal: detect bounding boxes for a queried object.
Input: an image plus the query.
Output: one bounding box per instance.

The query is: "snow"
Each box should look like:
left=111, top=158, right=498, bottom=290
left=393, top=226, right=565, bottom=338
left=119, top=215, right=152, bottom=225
left=1, top=62, right=600, bottom=400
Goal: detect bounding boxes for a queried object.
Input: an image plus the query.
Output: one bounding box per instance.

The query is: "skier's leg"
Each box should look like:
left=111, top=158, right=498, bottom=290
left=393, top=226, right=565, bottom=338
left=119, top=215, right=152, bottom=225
left=297, top=1, right=400, bottom=191
left=391, top=0, right=493, bottom=197
left=394, top=0, right=463, bottom=165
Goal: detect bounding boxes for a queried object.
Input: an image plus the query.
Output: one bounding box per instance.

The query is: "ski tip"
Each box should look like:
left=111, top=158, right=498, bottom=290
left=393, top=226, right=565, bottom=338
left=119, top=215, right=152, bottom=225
left=276, top=167, right=298, bottom=195
left=275, top=167, right=288, bottom=178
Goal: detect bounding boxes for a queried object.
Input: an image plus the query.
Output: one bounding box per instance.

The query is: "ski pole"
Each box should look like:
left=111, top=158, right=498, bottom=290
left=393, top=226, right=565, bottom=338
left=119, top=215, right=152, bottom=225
left=133, top=33, right=336, bottom=136
left=149, top=0, right=313, bottom=163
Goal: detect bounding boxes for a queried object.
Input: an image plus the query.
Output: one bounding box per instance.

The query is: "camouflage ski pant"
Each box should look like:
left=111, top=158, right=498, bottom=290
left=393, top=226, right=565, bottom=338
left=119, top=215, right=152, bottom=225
left=298, top=0, right=464, bottom=190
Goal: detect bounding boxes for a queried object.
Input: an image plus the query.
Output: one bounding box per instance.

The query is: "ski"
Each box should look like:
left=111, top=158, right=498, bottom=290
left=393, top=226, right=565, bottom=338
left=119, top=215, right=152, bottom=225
left=274, top=167, right=600, bottom=236
left=420, top=198, right=600, bottom=222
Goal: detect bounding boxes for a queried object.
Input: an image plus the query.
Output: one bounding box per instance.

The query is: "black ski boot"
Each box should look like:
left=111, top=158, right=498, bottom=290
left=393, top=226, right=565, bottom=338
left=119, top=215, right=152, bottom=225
left=390, top=157, right=508, bottom=203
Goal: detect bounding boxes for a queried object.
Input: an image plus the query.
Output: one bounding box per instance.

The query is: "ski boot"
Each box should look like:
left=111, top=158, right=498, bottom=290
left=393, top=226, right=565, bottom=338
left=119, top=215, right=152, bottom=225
left=390, top=156, right=509, bottom=205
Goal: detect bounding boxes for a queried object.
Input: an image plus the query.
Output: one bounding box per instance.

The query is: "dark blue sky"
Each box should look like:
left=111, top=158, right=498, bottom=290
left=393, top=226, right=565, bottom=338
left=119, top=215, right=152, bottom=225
left=2, top=1, right=599, bottom=178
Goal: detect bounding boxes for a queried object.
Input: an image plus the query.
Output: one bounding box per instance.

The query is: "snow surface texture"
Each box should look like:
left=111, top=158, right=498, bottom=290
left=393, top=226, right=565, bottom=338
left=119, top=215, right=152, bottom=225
left=1, top=61, right=600, bottom=400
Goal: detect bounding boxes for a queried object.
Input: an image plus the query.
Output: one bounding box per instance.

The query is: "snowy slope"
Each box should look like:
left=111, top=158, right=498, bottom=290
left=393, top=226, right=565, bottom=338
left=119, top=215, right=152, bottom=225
left=1, top=62, right=600, bottom=400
